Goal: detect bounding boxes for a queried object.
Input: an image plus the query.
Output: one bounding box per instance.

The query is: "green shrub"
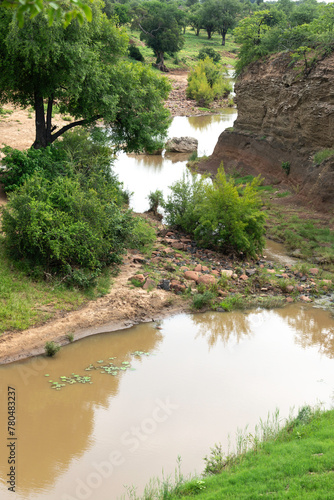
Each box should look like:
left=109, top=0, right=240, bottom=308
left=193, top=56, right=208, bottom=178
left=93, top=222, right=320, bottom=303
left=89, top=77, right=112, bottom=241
left=1, top=173, right=134, bottom=279
left=186, top=58, right=232, bottom=106
left=45, top=341, right=61, bottom=357
left=0, top=145, right=68, bottom=192
left=198, top=47, right=221, bottom=63
left=164, top=165, right=266, bottom=258
left=147, top=189, right=164, bottom=215
left=281, top=161, right=291, bottom=176
left=127, top=217, right=156, bottom=253
left=192, top=291, right=215, bottom=310
left=128, top=44, right=145, bottom=62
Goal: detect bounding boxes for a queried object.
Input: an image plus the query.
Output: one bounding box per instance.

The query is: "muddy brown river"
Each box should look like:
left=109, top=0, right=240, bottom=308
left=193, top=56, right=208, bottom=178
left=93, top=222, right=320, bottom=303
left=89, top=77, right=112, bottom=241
left=1, top=113, right=333, bottom=500
left=0, top=306, right=333, bottom=500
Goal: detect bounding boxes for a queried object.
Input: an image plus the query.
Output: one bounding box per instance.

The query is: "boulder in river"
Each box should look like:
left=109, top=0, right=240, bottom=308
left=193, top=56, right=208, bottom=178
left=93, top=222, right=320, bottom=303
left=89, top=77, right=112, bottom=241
left=165, top=137, right=198, bottom=153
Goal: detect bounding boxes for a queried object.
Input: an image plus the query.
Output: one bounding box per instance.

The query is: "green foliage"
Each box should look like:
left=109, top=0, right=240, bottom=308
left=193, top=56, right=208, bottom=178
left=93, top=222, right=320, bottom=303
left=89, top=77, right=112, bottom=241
left=281, top=161, right=291, bottom=176
left=128, top=44, right=144, bottom=62
left=198, top=47, right=221, bottom=63
left=147, top=189, right=164, bottom=214
left=1, top=173, right=134, bottom=282
left=204, top=443, right=225, bottom=475
left=135, top=1, right=185, bottom=71
left=165, top=165, right=266, bottom=258
left=187, top=57, right=232, bottom=106
left=45, top=341, right=61, bottom=357
left=234, top=3, right=334, bottom=74
left=1, top=0, right=92, bottom=28
left=0, top=2, right=170, bottom=151
left=127, top=217, right=156, bottom=254
left=192, top=290, right=216, bottom=310
left=0, top=145, right=68, bottom=192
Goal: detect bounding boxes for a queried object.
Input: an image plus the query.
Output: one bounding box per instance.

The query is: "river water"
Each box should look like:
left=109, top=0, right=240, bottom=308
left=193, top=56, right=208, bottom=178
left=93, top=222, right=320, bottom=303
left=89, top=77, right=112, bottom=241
left=1, top=113, right=333, bottom=500
left=0, top=307, right=333, bottom=500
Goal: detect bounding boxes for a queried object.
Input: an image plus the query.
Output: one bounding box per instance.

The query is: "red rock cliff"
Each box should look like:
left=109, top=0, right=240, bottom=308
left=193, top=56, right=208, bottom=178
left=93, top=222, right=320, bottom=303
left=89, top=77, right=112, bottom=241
left=202, top=52, right=334, bottom=205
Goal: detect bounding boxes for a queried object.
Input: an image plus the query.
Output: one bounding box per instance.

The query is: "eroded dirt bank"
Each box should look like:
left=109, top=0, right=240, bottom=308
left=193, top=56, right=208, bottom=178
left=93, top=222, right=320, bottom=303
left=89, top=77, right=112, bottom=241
left=200, top=52, right=334, bottom=208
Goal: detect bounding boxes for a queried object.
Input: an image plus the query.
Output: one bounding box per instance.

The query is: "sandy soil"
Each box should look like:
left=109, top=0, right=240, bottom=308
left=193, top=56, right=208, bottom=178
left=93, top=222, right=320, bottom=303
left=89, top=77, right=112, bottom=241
left=0, top=252, right=190, bottom=365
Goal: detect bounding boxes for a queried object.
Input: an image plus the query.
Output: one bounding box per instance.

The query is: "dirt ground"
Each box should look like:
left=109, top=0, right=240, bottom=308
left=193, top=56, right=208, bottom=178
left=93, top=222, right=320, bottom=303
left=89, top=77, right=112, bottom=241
left=0, top=254, right=190, bottom=365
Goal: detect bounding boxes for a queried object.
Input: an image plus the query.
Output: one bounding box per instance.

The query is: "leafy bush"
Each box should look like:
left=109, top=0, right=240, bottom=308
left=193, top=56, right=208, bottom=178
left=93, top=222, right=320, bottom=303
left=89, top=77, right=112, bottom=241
left=0, top=145, right=68, bottom=192
left=198, top=47, right=221, bottom=63
left=128, top=44, right=145, bottom=62
left=192, top=291, right=215, bottom=310
left=164, top=165, right=265, bottom=258
left=147, top=189, right=164, bottom=215
left=127, top=216, right=156, bottom=253
left=1, top=173, right=134, bottom=282
left=186, top=58, right=232, bottom=106
left=45, top=341, right=61, bottom=357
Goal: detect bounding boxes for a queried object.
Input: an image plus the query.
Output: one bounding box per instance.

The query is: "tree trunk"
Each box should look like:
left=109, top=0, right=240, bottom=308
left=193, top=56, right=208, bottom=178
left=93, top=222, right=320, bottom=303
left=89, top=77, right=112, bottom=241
left=33, top=92, right=47, bottom=149
left=221, top=29, right=227, bottom=46
left=196, top=27, right=200, bottom=36
left=155, top=51, right=169, bottom=72
left=206, top=28, right=212, bottom=39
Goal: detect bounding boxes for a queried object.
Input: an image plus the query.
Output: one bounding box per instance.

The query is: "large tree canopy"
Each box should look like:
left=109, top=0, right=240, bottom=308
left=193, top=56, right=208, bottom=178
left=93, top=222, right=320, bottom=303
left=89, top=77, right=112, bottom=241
left=0, top=0, right=171, bottom=150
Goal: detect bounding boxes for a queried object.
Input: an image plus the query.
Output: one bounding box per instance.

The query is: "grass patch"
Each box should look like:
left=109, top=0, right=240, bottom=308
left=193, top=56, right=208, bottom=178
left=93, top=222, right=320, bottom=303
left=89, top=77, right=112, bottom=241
left=135, top=406, right=334, bottom=499
left=0, top=237, right=111, bottom=333
left=127, top=28, right=238, bottom=70
left=266, top=209, right=334, bottom=268
left=313, top=149, right=334, bottom=165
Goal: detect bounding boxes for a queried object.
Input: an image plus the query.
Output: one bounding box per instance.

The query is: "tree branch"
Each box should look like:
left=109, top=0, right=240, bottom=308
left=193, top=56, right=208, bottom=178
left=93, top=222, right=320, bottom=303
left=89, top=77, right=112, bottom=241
left=50, top=115, right=101, bottom=143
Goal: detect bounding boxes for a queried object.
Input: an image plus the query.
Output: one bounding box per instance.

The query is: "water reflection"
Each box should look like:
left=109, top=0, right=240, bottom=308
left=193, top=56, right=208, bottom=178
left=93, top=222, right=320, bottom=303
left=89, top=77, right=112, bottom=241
left=1, top=306, right=333, bottom=500
left=114, top=113, right=237, bottom=212
left=191, top=310, right=252, bottom=347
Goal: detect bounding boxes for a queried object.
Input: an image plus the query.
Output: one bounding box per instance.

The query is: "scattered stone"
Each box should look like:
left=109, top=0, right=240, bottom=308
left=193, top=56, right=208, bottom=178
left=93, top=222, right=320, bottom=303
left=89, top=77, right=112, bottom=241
left=267, top=269, right=276, bottom=274
left=171, top=241, right=184, bottom=250
left=159, top=279, right=171, bottom=291
left=212, top=270, right=220, bottom=277
left=218, top=290, right=228, bottom=297
left=197, top=275, right=216, bottom=286
left=286, top=297, right=294, bottom=303
left=128, top=274, right=145, bottom=284
left=239, top=274, right=248, bottom=281
left=194, top=264, right=202, bottom=272
left=202, top=265, right=209, bottom=272
left=170, top=280, right=186, bottom=293
left=309, top=268, right=319, bottom=275
left=184, top=271, right=199, bottom=282
left=143, top=279, right=156, bottom=290
left=300, top=295, right=312, bottom=303
left=322, top=279, right=332, bottom=284
left=286, top=285, right=294, bottom=293
left=180, top=266, right=189, bottom=272
left=296, top=285, right=305, bottom=292
left=246, top=268, right=257, bottom=277
left=221, top=270, right=233, bottom=278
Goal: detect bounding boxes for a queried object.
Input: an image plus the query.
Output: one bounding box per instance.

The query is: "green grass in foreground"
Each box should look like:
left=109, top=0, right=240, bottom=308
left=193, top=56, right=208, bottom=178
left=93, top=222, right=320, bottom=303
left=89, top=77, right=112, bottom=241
left=136, top=407, right=334, bottom=499
left=0, top=237, right=111, bottom=333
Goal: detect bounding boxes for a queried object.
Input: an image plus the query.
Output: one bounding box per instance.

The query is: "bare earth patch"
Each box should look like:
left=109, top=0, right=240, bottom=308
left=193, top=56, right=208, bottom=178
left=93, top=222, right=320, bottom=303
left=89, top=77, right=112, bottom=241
left=0, top=253, right=189, bottom=364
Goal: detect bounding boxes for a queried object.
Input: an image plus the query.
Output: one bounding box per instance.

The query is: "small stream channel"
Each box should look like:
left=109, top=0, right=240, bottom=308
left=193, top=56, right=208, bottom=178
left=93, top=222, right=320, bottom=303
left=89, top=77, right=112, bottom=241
left=1, top=112, right=333, bottom=500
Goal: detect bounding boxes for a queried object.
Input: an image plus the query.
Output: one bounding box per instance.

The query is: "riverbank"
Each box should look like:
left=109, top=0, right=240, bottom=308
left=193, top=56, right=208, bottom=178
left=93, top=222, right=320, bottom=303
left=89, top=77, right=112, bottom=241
left=137, top=406, right=334, bottom=499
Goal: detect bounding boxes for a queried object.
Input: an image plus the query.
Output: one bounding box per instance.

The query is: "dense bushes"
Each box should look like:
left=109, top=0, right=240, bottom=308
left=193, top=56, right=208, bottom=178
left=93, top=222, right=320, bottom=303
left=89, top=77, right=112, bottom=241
left=164, top=165, right=266, bottom=257
left=0, top=129, right=134, bottom=287
left=1, top=174, right=134, bottom=278
left=186, top=57, right=232, bottom=106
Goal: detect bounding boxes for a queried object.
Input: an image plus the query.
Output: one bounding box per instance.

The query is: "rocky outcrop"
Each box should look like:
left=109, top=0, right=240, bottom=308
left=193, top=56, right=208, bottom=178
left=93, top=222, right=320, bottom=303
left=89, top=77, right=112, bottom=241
left=166, top=136, right=198, bottom=153
left=202, top=52, right=334, bottom=205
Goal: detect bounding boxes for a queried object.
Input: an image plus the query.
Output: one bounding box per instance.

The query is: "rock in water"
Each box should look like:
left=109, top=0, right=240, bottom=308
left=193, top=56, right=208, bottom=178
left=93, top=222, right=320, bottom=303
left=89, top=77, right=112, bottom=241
left=165, top=137, right=198, bottom=153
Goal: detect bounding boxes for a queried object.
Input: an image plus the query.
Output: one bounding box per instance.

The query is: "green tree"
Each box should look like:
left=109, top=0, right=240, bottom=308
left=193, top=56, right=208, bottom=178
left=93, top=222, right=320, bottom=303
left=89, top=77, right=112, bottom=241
left=0, top=1, right=171, bottom=150
left=188, top=3, right=203, bottom=36
left=0, top=0, right=92, bottom=27
left=214, top=0, right=242, bottom=46
left=201, top=0, right=217, bottom=39
left=134, top=1, right=185, bottom=71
